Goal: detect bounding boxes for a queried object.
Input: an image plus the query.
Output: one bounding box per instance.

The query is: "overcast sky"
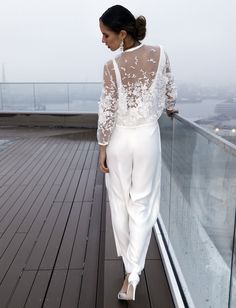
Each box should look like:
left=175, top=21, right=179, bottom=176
left=0, top=0, right=235, bottom=87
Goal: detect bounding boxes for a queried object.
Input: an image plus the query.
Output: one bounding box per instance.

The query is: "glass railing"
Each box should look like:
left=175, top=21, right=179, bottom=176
left=159, top=113, right=236, bottom=308
left=0, top=82, right=101, bottom=113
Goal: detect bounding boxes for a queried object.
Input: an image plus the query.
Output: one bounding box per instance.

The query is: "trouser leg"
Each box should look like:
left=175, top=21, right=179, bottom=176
left=105, top=128, right=133, bottom=258
left=106, top=123, right=161, bottom=274
left=127, top=123, right=161, bottom=273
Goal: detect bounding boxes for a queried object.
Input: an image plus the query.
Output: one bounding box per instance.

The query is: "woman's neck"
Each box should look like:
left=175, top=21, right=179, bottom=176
left=123, top=37, right=140, bottom=51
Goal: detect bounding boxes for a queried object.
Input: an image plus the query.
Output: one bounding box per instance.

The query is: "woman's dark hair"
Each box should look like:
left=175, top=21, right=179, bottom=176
left=100, top=5, right=146, bottom=41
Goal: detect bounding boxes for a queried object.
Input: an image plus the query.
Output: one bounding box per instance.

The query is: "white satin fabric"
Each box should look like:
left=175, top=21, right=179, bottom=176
left=105, top=120, right=161, bottom=274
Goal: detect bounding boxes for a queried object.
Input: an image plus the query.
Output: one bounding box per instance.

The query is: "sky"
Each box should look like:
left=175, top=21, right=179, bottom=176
left=0, top=0, right=235, bottom=87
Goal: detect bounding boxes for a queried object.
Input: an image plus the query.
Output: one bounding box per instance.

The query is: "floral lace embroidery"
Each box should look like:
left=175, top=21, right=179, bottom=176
left=97, top=45, right=177, bottom=145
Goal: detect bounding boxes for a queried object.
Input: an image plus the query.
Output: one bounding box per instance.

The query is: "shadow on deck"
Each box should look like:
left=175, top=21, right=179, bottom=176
left=0, top=127, right=175, bottom=308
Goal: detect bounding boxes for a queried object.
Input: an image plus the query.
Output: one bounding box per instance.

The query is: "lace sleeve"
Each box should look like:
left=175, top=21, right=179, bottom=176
left=164, top=51, right=177, bottom=110
left=97, top=61, right=118, bottom=145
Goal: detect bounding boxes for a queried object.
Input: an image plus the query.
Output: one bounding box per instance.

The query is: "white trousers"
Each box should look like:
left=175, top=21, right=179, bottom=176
left=105, top=121, right=161, bottom=275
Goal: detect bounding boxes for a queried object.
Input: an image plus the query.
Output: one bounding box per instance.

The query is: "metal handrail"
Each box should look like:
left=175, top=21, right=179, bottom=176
left=174, top=113, right=236, bottom=155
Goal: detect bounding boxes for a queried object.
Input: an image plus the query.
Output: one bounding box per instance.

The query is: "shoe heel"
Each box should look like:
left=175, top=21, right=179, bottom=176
left=127, top=282, right=137, bottom=300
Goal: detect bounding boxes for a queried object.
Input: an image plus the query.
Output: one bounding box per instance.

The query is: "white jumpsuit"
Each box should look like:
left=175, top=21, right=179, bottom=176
left=97, top=43, right=177, bottom=276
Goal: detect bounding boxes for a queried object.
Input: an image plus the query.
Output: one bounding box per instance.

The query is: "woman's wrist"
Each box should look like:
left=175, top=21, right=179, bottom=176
left=99, top=144, right=107, bottom=151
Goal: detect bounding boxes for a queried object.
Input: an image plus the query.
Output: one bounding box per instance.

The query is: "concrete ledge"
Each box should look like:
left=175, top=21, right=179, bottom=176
left=0, top=113, right=98, bottom=128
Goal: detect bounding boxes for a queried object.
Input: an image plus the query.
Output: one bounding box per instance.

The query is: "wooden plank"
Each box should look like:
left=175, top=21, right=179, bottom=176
left=43, top=270, right=67, bottom=308
left=0, top=184, right=59, bottom=257
left=69, top=202, right=92, bottom=269
left=64, top=168, right=83, bottom=202
left=0, top=138, right=28, bottom=161
left=96, top=184, right=106, bottom=308
left=0, top=140, right=60, bottom=217
left=104, top=260, right=127, bottom=308
left=55, top=202, right=83, bottom=269
left=40, top=202, right=72, bottom=270
left=68, top=148, right=82, bottom=170
left=91, top=148, right=99, bottom=170
left=21, top=143, right=58, bottom=185
left=0, top=233, right=25, bottom=283
left=145, top=260, right=175, bottom=308
left=73, top=169, right=90, bottom=202
left=0, top=185, right=43, bottom=256
left=38, top=143, right=77, bottom=186
left=75, top=144, right=89, bottom=171
left=0, top=235, right=41, bottom=306
left=0, top=139, right=43, bottom=181
left=53, top=144, right=83, bottom=187
left=0, top=139, right=29, bottom=173
left=54, top=170, right=75, bottom=202
left=17, top=142, right=77, bottom=234
left=1, top=141, right=49, bottom=186
left=60, top=269, right=83, bottom=308
left=95, top=167, right=104, bottom=186
left=7, top=270, right=36, bottom=308
left=83, top=168, right=97, bottom=202
left=78, top=185, right=103, bottom=307
left=0, top=142, right=62, bottom=220
left=24, top=270, right=51, bottom=308
left=25, top=204, right=62, bottom=270
left=18, top=184, right=60, bottom=233
left=62, top=144, right=88, bottom=202
left=0, top=184, right=42, bottom=234
left=0, top=189, right=61, bottom=306
left=146, top=232, right=161, bottom=260
left=83, top=147, right=94, bottom=170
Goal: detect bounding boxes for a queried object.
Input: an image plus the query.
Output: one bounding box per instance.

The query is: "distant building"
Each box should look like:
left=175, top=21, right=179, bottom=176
left=215, top=100, right=236, bottom=118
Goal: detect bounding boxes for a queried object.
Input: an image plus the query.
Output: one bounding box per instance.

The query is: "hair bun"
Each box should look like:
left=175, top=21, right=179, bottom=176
left=135, top=16, right=146, bottom=40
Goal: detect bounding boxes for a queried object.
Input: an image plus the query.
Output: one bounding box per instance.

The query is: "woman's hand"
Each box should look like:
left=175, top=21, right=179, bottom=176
left=99, top=145, right=109, bottom=173
left=166, top=108, right=179, bottom=117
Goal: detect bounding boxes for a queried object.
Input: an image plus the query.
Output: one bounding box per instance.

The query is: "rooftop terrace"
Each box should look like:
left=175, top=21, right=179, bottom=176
left=0, top=125, right=174, bottom=308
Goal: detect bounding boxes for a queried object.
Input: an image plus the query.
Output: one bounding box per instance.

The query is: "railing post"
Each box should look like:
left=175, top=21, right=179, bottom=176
left=228, top=199, right=236, bottom=307
left=168, top=114, right=175, bottom=239
left=0, top=83, right=3, bottom=110
left=67, top=83, right=70, bottom=111
left=33, top=83, right=36, bottom=111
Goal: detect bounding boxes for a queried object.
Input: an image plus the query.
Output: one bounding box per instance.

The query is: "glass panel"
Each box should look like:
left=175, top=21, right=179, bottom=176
left=0, top=84, right=3, bottom=110
left=1, top=83, right=34, bottom=111
left=166, top=118, right=236, bottom=307
left=229, top=198, right=236, bottom=307
left=0, top=83, right=102, bottom=113
left=159, top=113, right=173, bottom=240
left=68, top=83, right=101, bottom=113
left=34, top=83, right=68, bottom=111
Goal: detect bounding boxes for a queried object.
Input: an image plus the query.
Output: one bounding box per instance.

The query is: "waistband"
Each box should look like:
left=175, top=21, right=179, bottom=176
left=116, top=120, right=158, bottom=129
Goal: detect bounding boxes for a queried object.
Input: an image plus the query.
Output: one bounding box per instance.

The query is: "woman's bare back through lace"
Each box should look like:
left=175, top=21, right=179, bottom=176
left=97, top=44, right=177, bottom=145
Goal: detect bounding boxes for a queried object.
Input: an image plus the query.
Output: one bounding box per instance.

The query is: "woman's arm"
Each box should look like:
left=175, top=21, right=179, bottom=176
left=99, top=145, right=109, bottom=173
left=97, top=61, right=118, bottom=145
left=97, top=61, right=117, bottom=173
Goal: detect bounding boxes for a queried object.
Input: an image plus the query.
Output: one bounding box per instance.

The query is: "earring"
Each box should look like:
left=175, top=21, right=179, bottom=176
left=119, top=40, right=124, bottom=51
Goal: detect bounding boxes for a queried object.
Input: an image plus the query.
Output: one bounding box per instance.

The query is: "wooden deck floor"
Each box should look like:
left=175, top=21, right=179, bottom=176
left=0, top=127, right=175, bottom=308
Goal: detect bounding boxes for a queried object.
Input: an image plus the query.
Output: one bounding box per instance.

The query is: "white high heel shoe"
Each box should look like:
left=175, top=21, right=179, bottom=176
left=118, top=272, right=140, bottom=301
left=117, top=275, right=129, bottom=299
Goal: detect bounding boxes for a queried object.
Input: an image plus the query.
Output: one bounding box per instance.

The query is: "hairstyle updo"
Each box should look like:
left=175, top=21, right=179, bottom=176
left=100, top=5, right=146, bottom=41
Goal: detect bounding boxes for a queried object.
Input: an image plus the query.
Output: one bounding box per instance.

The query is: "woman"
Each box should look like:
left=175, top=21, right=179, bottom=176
left=97, top=5, right=178, bottom=301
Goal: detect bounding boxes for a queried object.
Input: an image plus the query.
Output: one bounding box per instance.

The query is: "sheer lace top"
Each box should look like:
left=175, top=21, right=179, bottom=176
left=97, top=44, right=177, bottom=145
